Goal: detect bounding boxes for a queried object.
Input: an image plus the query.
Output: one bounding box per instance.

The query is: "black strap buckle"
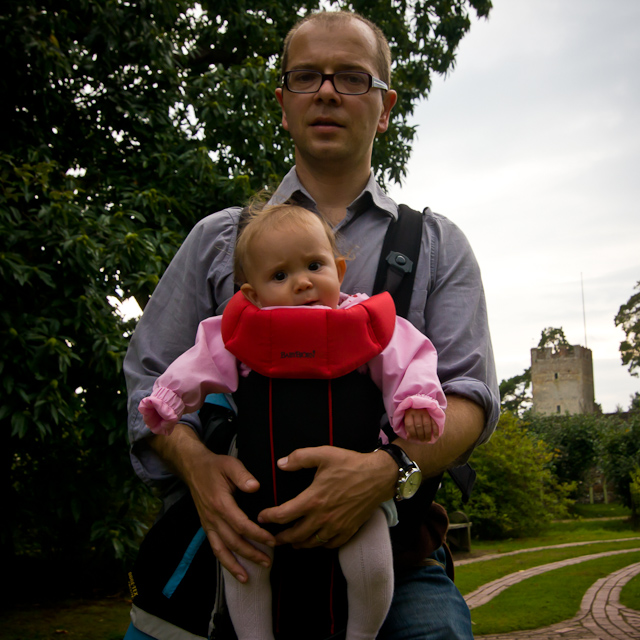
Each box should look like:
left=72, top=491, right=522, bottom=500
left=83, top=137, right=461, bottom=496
left=386, top=250, right=414, bottom=275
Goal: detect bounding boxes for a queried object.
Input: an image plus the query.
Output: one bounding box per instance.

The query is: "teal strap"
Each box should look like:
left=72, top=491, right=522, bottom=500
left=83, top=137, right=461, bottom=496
left=162, top=527, right=208, bottom=598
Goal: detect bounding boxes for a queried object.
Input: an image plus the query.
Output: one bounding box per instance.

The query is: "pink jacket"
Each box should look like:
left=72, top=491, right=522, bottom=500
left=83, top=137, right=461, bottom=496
left=139, top=293, right=446, bottom=442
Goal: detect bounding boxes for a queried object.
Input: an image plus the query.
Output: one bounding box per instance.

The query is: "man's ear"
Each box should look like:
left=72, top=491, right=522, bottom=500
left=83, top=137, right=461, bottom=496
left=335, top=257, right=347, bottom=284
left=377, top=89, right=397, bottom=134
left=275, top=88, right=289, bottom=131
left=240, top=283, right=261, bottom=308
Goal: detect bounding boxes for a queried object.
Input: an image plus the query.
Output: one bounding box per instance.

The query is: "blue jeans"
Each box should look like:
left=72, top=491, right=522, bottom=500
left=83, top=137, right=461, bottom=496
left=377, top=547, right=474, bottom=640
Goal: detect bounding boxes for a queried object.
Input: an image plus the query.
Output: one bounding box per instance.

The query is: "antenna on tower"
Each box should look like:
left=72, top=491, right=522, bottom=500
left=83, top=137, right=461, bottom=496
left=581, top=272, right=588, bottom=348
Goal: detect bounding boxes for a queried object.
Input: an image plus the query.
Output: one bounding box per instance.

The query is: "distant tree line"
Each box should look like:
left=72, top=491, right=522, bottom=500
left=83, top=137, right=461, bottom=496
left=443, top=322, right=640, bottom=539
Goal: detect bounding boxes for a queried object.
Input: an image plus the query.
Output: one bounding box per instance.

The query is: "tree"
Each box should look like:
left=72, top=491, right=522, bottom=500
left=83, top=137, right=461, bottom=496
left=615, top=281, right=640, bottom=376
left=598, top=412, right=640, bottom=512
left=439, top=413, right=574, bottom=539
left=499, top=367, right=531, bottom=415
left=538, top=326, right=572, bottom=353
left=630, top=466, right=640, bottom=518
left=525, top=413, right=604, bottom=495
left=1, top=0, right=493, bottom=574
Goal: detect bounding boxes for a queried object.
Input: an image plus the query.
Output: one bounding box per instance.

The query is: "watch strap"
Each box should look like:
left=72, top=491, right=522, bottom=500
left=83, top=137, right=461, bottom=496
left=376, top=443, right=414, bottom=471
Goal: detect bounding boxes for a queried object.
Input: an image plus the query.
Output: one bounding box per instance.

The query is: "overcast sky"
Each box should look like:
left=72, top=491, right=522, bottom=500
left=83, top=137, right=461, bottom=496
left=388, top=0, right=640, bottom=413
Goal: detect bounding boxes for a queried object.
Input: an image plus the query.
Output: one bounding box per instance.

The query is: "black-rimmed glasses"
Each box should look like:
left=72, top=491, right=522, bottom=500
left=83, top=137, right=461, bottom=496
left=283, top=70, right=389, bottom=95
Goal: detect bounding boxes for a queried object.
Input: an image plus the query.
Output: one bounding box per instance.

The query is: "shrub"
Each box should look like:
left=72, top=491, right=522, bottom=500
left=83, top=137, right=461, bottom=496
left=439, top=412, right=575, bottom=538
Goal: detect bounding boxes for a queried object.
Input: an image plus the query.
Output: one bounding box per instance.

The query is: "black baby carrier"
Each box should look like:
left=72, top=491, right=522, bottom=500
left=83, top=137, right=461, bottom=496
left=126, top=205, right=475, bottom=639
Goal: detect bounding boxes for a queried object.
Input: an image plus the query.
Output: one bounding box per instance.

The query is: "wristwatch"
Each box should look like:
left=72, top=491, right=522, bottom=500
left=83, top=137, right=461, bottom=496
left=376, top=443, right=423, bottom=500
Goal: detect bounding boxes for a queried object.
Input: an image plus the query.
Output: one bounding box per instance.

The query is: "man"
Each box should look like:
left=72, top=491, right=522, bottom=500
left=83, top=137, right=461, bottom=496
left=125, top=10, right=499, bottom=639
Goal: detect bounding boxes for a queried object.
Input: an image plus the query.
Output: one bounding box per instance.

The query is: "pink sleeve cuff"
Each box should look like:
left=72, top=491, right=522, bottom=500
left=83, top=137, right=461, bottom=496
left=138, top=386, right=186, bottom=436
left=393, top=395, right=446, bottom=443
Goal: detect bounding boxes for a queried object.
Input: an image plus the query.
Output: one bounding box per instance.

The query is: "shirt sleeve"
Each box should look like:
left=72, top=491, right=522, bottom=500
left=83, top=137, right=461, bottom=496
left=138, top=317, right=239, bottom=436
left=123, top=208, right=240, bottom=485
left=367, top=317, right=447, bottom=443
left=422, top=210, right=500, bottom=455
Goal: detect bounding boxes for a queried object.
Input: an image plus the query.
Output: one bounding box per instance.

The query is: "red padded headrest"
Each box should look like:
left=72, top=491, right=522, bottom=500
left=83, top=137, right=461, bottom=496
left=221, top=291, right=396, bottom=379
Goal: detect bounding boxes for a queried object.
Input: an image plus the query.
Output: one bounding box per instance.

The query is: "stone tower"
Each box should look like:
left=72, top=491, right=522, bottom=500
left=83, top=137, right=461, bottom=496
left=530, top=345, right=595, bottom=415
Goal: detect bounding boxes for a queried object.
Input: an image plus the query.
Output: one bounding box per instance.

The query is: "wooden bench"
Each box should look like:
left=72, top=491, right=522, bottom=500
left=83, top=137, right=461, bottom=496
left=447, top=511, right=472, bottom=552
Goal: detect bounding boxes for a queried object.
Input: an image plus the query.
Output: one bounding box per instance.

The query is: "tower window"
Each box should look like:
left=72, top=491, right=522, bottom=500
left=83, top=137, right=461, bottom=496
left=554, top=373, right=558, bottom=379
left=557, top=405, right=561, bottom=413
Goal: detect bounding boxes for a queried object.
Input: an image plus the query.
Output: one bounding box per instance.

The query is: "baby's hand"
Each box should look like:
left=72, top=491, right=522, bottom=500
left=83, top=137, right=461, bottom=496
left=403, top=408, right=435, bottom=443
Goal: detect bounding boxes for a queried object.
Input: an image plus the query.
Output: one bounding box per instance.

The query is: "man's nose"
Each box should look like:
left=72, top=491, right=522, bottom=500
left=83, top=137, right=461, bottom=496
left=315, top=77, right=341, bottom=101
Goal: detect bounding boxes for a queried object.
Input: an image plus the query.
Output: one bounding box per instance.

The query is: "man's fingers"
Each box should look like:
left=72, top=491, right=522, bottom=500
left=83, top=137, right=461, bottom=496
left=276, top=446, right=331, bottom=472
left=218, top=455, right=261, bottom=494
left=210, top=517, right=272, bottom=568
left=277, top=522, right=356, bottom=549
left=200, top=495, right=274, bottom=584
left=217, top=496, right=276, bottom=547
left=205, top=528, right=250, bottom=583
left=187, top=453, right=276, bottom=578
left=261, top=446, right=397, bottom=549
left=258, top=484, right=316, bottom=526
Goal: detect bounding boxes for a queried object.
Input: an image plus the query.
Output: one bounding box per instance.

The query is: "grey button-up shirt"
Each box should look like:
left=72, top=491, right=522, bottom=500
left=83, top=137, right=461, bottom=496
left=124, top=168, right=500, bottom=485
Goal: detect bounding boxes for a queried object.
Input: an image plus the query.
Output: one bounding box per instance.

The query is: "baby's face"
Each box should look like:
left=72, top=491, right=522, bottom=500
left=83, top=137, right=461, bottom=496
left=241, top=216, right=346, bottom=309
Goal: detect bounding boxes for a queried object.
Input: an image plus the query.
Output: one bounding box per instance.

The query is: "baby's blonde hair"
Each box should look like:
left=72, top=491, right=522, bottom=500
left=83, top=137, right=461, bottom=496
left=234, top=203, right=341, bottom=284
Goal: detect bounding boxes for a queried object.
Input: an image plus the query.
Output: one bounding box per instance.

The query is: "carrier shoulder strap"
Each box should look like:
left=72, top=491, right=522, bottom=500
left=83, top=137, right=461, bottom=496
left=372, top=204, right=477, bottom=503
left=372, top=204, right=423, bottom=320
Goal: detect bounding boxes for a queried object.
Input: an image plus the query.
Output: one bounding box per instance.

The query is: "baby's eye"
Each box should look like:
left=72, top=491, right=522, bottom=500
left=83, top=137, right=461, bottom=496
left=273, top=271, right=287, bottom=281
left=308, top=261, right=322, bottom=271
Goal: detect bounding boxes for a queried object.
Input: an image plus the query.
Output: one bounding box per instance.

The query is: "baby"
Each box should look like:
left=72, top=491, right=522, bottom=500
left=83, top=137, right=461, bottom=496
left=139, top=203, right=446, bottom=640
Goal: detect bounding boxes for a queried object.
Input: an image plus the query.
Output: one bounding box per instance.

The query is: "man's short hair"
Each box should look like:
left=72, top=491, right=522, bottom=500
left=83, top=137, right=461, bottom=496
left=280, top=11, right=392, bottom=88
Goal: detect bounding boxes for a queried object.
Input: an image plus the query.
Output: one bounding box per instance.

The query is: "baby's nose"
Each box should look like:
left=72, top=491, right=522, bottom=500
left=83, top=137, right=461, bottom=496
left=294, top=274, right=313, bottom=290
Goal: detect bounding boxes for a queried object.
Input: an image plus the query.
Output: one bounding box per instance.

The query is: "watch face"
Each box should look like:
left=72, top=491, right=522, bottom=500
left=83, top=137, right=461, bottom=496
left=401, top=468, right=422, bottom=499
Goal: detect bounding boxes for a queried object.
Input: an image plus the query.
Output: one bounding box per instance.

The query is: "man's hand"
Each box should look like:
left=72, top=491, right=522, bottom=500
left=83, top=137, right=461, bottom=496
left=257, top=446, right=397, bottom=549
left=150, top=396, right=484, bottom=575
left=257, top=396, right=485, bottom=550
left=149, top=425, right=276, bottom=583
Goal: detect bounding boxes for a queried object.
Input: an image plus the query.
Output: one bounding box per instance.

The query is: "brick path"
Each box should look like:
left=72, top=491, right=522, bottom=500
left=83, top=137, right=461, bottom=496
left=458, top=541, right=640, bottom=639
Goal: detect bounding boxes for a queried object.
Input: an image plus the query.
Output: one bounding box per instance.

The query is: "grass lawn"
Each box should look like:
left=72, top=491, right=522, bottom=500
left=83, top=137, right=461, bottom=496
left=0, top=597, right=131, bottom=640
left=621, top=571, right=640, bottom=610
left=469, top=550, right=640, bottom=635
left=455, top=537, right=640, bottom=595
left=2, top=504, right=637, bottom=639
left=570, top=502, right=632, bottom=519
left=469, top=514, right=639, bottom=555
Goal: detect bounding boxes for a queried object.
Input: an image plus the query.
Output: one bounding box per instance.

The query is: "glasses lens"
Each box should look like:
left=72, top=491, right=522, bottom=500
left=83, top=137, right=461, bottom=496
left=287, top=71, right=321, bottom=93
left=334, top=72, right=370, bottom=95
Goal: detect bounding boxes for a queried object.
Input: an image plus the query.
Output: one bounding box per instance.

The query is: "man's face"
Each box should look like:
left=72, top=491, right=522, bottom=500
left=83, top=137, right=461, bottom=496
left=275, top=19, right=396, bottom=172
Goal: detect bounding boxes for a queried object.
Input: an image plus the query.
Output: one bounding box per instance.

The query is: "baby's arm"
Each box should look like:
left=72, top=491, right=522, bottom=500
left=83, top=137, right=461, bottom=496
left=138, top=316, right=239, bottom=435
left=368, top=315, right=447, bottom=444
left=403, top=408, right=437, bottom=443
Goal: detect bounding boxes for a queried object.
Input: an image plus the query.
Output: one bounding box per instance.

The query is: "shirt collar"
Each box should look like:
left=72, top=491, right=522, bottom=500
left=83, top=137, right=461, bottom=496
left=269, top=167, right=398, bottom=223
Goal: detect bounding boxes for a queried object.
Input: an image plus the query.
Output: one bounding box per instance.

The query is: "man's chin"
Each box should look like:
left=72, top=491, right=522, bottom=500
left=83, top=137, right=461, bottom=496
left=298, top=143, right=354, bottom=165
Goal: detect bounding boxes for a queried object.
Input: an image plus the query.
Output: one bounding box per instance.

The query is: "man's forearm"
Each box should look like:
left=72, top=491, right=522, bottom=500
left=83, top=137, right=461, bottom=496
left=397, top=395, right=485, bottom=478
left=148, top=423, right=211, bottom=487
